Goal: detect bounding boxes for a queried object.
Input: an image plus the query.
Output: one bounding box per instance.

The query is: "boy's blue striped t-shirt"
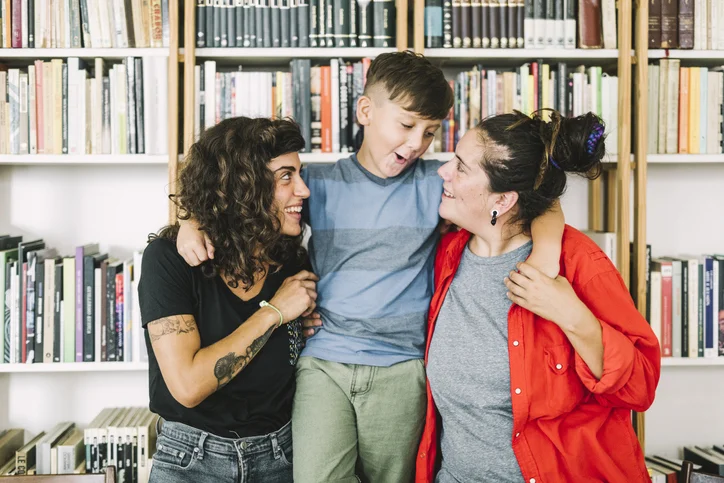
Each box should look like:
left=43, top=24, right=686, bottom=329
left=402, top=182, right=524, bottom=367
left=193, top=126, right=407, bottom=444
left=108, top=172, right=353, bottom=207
left=300, top=155, right=443, bottom=367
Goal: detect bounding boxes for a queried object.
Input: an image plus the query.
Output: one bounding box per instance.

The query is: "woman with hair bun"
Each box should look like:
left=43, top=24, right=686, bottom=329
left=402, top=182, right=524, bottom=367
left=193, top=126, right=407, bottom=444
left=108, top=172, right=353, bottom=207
left=416, top=110, right=661, bottom=483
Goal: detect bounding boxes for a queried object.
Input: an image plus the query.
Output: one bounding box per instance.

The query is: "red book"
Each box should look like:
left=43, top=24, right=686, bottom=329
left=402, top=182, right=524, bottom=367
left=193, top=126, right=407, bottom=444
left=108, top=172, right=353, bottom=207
left=654, top=259, right=674, bottom=357
left=320, top=66, right=332, bottom=153
left=11, top=0, right=21, bottom=48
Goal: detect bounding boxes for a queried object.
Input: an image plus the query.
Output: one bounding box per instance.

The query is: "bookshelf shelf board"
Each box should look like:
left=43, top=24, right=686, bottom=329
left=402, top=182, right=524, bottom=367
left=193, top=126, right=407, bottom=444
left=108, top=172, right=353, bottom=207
left=0, top=362, right=149, bottom=373
left=646, top=154, right=724, bottom=163
left=424, top=48, right=621, bottom=64
left=428, top=152, right=623, bottom=163
left=0, top=155, right=169, bottom=165
left=0, top=48, right=170, bottom=59
left=189, top=48, right=396, bottom=64
left=661, top=358, right=724, bottom=367
left=649, top=49, right=724, bottom=60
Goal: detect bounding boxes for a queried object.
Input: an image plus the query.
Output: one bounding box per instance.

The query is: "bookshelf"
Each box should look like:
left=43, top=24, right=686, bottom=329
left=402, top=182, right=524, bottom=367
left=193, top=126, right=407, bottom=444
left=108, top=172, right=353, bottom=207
left=0, top=362, right=149, bottom=373
left=0, top=155, right=170, bottom=165
left=0, top=48, right=170, bottom=59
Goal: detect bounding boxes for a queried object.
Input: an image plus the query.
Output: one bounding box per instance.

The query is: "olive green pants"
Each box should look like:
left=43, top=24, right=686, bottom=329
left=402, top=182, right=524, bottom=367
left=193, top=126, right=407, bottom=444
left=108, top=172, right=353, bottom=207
left=292, top=356, right=427, bottom=483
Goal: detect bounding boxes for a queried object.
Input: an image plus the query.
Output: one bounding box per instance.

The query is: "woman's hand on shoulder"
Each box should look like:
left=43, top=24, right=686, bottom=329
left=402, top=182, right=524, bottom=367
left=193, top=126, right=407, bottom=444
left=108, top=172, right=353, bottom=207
left=269, top=270, right=319, bottom=323
left=504, top=262, right=587, bottom=331
left=177, top=218, right=215, bottom=266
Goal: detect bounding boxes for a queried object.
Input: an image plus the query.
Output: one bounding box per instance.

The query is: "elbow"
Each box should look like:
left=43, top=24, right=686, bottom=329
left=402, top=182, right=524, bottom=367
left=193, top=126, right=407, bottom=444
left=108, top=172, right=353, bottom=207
left=169, top=384, right=205, bottom=409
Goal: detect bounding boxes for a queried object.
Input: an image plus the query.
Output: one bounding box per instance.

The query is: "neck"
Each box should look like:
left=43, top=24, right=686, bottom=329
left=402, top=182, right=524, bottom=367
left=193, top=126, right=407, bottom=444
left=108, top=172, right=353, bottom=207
left=468, top=222, right=530, bottom=258
left=356, top=143, right=387, bottom=179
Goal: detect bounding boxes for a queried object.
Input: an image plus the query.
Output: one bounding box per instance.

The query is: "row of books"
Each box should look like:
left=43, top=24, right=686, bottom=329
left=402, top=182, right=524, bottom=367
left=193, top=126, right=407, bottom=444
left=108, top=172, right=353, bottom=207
left=195, top=0, right=395, bottom=48
left=424, top=0, right=616, bottom=50
left=650, top=255, right=724, bottom=359
left=0, top=235, right=148, bottom=365
left=195, top=58, right=367, bottom=153
left=431, top=63, right=618, bottom=154
left=649, top=0, right=724, bottom=50
left=0, top=57, right=168, bottom=156
left=644, top=451, right=724, bottom=481
left=0, top=0, right=170, bottom=49
left=647, top=60, right=724, bottom=155
left=0, top=407, right=158, bottom=483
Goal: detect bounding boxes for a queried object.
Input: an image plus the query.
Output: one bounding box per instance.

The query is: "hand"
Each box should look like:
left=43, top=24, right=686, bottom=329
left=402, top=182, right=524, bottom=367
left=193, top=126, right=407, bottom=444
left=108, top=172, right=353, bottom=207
left=269, top=270, right=319, bottom=323
left=504, top=262, right=587, bottom=330
left=177, top=218, right=215, bottom=267
left=301, top=312, right=322, bottom=338
left=525, top=248, right=560, bottom=279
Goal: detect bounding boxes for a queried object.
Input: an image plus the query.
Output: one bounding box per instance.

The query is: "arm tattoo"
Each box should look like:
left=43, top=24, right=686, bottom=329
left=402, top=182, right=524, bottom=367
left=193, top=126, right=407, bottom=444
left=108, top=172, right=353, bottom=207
left=148, top=315, right=197, bottom=342
left=213, top=325, right=275, bottom=389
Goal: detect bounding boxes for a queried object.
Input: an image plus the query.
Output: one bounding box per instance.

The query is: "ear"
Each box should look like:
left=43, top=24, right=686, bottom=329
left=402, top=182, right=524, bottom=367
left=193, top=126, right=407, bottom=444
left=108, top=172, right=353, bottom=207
left=357, top=95, right=372, bottom=127
left=493, top=191, right=519, bottom=217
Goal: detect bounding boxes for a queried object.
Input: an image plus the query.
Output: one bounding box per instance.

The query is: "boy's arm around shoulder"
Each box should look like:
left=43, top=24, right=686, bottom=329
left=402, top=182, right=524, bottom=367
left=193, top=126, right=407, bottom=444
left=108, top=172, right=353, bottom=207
left=177, top=217, right=215, bottom=266
left=527, top=200, right=565, bottom=278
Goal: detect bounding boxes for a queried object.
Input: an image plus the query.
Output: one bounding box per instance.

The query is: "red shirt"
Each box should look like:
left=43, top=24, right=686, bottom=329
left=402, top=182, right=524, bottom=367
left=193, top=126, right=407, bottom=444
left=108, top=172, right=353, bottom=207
left=416, top=226, right=661, bottom=483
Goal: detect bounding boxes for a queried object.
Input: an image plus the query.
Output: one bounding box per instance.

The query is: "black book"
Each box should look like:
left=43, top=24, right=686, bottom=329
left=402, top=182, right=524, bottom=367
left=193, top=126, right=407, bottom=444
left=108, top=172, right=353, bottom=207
left=290, top=0, right=299, bottom=46
left=298, top=0, right=310, bottom=45
left=255, top=0, right=264, bottom=46
left=28, top=0, right=34, bottom=47
left=451, top=0, right=461, bottom=47
left=281, top=0, right=291, bottom=46
left=217, top=0, right=227, bottom=46
left=325, top=0, right=335, bottom=46
left=517, top=0, right=524, bottom=47
left=357, top=0, right=372, bottom=46
left=84, top=253, right=108, bottom=362
left=62, top=63, right=68, bottom=154
left=348, top=0, right=357, bottom=45
left=489, top=0, right=499, bottom=47
left=263, top=0, right=272, bottom=46
left=235, top=0, right=244, bottom=46
left=426, top=0, right=444, bottom=48
left=18, top=240, right=44, bottom=362
left=310, top=0, right=320, bottom=46
left=0, top=236, right=22, bottom=250
left=461, top=0, right=471, bottom=47
left=206, top=0, right=215, bottom=46
left=134, top=58, right=144, bottom=153
left=443, top=0, right=452, bottom=47
left=471, top=0, right=481, bottom=47
left=372, top=0, right=394, bottom=47
left=499, top=0, right=507, bottom=47
left=3, top=260, right=14, bottom=363
left=197, top=0, right=206, bottom=46
left=334, top=0, right=348, bottom=46
left=272, top=0, right=282, bottom=46
left=482, top=0, right=490, bottom=47
left=31, top=251, right=44, bottom=363
left=52, top=262, right=62, bottom=362
left=318, top=0, right=327, bottom=46
left=227, top=0, right=236, bottom=47
left=508, top=0, right=517, bottom=47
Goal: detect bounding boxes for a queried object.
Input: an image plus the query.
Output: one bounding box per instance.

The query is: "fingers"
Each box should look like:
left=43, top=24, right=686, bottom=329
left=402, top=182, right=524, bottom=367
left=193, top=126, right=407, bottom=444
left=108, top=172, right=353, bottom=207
left=302, top=313, right=322, bottom=328
left=292, top=270, right=320, bottom=282
left=504, top=276, right=526, bottom=299
left=516, top=262, right=540, bottom=281
left=179, top=247, right=203, bottom=267
left=506, top=291, right=527, bottom=308
left=299, top=280, right=317, bottom=291
left=204, top=234, right=216, bottom=260
left=507, top=269, right=531, bottom=289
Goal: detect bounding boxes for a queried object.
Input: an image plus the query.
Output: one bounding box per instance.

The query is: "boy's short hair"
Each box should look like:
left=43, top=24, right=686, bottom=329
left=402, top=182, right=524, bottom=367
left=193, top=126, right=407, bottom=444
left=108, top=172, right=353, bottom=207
left=364, top=51, right=454, bottom=121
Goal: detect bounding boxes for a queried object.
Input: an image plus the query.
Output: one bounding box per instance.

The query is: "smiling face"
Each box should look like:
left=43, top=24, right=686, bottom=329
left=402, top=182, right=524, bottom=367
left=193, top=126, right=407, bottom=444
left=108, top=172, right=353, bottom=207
left=268, top=151, right=310, bottom=236
left=437, top=128, right=517, bottom=234
left=356, top=88, right=442, bottom=179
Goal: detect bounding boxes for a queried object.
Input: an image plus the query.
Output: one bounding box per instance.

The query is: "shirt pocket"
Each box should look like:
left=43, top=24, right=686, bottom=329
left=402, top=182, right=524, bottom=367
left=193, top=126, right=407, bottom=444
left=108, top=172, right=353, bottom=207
left=544, top=344, right=585, bottom=415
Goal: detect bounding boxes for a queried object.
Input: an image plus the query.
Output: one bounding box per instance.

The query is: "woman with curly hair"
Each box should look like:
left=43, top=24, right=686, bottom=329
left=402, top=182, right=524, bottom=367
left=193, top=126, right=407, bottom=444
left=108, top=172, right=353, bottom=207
left=138, top=116, right=318, bottom=483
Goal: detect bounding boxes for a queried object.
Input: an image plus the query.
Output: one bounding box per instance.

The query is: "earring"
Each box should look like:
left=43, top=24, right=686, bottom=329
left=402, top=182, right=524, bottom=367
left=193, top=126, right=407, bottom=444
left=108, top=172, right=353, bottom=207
left=491, top=210, right=498, bottom=226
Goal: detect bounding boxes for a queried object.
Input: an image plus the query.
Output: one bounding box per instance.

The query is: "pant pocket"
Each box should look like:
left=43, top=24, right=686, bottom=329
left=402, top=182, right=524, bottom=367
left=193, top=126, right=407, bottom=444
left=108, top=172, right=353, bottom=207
left=152, top=434, right=198, bottom=471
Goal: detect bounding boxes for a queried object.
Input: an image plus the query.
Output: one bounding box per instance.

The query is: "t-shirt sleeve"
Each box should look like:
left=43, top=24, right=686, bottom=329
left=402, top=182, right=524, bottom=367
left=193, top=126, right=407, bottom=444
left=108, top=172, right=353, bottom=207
left=138, top=238, right=196, bottom=328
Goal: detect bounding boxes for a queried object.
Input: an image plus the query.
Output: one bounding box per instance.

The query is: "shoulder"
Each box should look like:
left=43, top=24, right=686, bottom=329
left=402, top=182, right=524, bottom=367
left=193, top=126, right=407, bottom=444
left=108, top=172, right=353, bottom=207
left=141, top=237, right=194, bottom=277
left=560, top=225, right=618, bottom=287
left=302, top=156, right=353, bottom=181
left=412, top=158, right=444, bottom=181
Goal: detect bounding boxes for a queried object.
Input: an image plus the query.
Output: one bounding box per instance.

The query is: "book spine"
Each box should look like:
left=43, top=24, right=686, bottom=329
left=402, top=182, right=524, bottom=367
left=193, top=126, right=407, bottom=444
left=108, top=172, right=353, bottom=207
left=33, top=257, right=43, bottom=364
left=298, top=0, right=309, bottom=46
left=442, top=0, right=452, bottom=47
left=482, top=0, right=490, bottom=46
left=271, top=0, right=281, bottom=46
left=197, top=0, right=206, bottom=46
left=106, top=266, right=116, bottom=361
left=563, top=0, right=574, bottom=47
left=461, top=0, right=471, bottom=47
left=134, top=58, right=144, bottom=153
left=235, top=0, right=244, bottom=46
left=357, top=0, right=372, bottom=46
left=339, top=62, right=349, bottom=151
left=310, top=0, right=319, bottom=45
left=290, top=0, right=298, bottom=46
left=678, top=0, right=693, bottom=49
left=263, top=0, right=272, bottom=46
left=508, top=0, right=518, bottom=47
left=255, top=0, right=264, bottom=46
left=83, top=256, right=95, bottom=361
left=228, top=0, right=236, bottom=46
left=325, top=0, right=334, bottom=45
left=53, top=264, right=62, bottom=362
left=334, top=0, right=349, bottom=46
left=490, top=0, right=500, bottom=47
left=660, top=0, right=677, bottom=48
left=217, top=0, right=227, bottom=46
left=553, top=0, right=562, bottom=46
left=27, top=0, right=34, bottom=47
left=469, top=0, right=480, bottom=47
left=578, top=0, right=602, bottom=48
left=348, top=0, right=357, bottom=45
left=524, top=0, right=533, bottom=47
left=125, top=58, right=137, bottom=154
left=451, top=0, right=461, bottom=46
left=500, top=0, right=508, bottom=47
left=206, top=0, right=215, bottom=45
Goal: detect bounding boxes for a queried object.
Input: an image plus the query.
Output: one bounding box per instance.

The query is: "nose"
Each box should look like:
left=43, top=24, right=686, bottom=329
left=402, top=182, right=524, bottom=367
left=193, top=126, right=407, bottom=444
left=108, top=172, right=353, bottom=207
left=296, top=176, right=311, bottom=199
left=406, top=131, right=425, bottom=153
left=438, top=159, right=454, bottom=181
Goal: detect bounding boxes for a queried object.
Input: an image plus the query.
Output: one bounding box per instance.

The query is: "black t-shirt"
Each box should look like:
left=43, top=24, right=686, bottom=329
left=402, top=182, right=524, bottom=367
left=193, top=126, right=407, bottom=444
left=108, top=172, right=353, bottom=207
left=138, top=238, right=307, bottom=438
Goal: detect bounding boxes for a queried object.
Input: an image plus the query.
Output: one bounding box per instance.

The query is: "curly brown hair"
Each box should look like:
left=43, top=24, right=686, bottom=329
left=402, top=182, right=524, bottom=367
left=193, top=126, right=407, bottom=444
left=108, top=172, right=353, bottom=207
left=154, top=116, right=307, bottom=290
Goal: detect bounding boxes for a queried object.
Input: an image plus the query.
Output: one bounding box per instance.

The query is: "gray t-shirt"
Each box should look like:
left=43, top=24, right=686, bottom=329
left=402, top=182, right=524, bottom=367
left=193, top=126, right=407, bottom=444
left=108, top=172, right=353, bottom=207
left=427, top=240, right=532, bottom=483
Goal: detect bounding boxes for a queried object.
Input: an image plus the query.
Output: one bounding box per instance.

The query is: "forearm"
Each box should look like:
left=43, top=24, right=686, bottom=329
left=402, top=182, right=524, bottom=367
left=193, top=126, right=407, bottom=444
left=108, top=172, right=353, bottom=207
left=170, top=309, right=279, bottom=407
left=560, top=305, right=604, bottom=379
left=528, top=200, right=564, bottom=278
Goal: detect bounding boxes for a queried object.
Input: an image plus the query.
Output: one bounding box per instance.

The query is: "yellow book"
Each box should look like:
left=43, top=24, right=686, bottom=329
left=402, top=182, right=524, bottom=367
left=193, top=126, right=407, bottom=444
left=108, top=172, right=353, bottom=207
left=541, top=64, right=550, bottom=120
left=689, top=67, right=700, bottom=154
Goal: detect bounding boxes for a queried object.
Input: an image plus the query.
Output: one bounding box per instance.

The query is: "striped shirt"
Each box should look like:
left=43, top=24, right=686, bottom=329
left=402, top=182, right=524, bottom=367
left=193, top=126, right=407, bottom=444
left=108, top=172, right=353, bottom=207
left=300, top=154, right=443, bottom=366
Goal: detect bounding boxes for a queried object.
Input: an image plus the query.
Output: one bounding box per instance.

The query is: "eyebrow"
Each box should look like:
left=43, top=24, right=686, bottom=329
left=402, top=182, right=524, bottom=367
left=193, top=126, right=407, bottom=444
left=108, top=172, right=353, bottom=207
left=454, top=153, right=469, bottom=168
left=274, top=165, right=297, bottom=173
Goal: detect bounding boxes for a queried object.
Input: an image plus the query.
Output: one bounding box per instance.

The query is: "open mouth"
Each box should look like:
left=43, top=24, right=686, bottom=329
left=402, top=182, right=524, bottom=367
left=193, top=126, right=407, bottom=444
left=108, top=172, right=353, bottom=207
left=284, top=206, right=302, bottom=219
left=443, top=189, right=455, bottom=199
left=394, top=153, right=408, bottom=164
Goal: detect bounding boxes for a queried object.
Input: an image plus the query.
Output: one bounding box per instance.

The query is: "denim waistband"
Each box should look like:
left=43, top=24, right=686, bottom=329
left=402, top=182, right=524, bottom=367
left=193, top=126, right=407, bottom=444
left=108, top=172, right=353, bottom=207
left=157, top=418, right=291, bottom=458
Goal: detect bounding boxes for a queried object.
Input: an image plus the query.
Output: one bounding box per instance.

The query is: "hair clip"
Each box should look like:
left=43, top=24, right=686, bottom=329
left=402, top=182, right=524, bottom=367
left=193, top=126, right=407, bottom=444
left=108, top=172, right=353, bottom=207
left=586, top=123, right=605, bottom=154
left=548, top=155, right=561, bottom=170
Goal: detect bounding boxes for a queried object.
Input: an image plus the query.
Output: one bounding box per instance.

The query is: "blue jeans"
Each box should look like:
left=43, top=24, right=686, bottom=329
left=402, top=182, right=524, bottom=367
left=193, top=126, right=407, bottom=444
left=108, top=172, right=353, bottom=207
left=149, top=419, right=293, bottom=483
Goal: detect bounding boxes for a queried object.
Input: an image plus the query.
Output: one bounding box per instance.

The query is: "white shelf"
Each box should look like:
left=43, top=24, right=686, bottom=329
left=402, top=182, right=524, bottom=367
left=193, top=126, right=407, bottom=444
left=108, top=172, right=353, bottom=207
left=649, top=49, right=724, bottom=60
left=189, top=47, right=395, bottom=64
left=661, top=358, right=724, bottom=367
left=0, top=48, right=169, bottom=59
left=424, top=48, right=621, bottom=64
left=0, top=154, right=169, bottom=165
left=0, top=362, right=149, bottom=373
left=645, top=154, right=724, bottom=164
left=426, top=152, right=623, bottom=163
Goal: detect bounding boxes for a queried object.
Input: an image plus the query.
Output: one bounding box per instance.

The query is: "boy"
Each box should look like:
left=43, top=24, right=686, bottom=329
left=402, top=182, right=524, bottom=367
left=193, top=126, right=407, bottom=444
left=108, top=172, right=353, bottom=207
left=176, top=51, right=563, bottom=482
